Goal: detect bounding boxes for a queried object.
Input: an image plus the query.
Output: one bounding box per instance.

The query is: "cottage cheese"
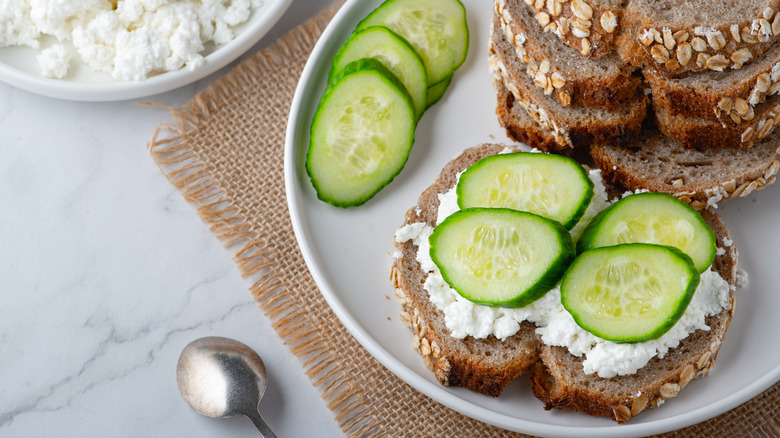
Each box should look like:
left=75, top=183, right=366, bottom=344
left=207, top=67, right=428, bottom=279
left=394, top=169, right=734, bottom=378
left=0, top=0, right=260, bottom=80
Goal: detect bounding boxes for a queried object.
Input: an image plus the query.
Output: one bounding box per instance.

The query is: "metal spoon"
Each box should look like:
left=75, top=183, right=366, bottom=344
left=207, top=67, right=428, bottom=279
left=176, top=336, right=277, bottom=438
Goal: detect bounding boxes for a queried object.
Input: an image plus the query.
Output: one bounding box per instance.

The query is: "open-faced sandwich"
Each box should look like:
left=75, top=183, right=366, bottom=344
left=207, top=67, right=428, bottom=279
left=391, top=144, right=738, bottom=423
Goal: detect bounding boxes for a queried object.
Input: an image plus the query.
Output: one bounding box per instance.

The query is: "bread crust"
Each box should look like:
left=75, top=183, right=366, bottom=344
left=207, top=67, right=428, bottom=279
left=391, top=145, right=738, bottom=421
left=489, top=19, right=648, bottom=152
left=501, top=0, right=623, bottom=60
left=645, top=60, right=780, bottom=126
left=590, top=126, right=780, bottom=210
left=511, top=0, right=780, bottom=75
left=654, top=98, right=780, bottom=149
left=494, top=0, right=640, bottom=111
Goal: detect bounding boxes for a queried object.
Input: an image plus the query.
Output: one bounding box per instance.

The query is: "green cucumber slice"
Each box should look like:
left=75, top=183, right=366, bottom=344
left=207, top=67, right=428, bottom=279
left=356, top=0, right=469, bottom=85
left=561, top=243, right=700, bottom=343
left=426, top=75, right=452, bottom=108
left=329, top=26, right=428, bottom=119
left=306, top=58, right=416, bottom=207
left=577, top=192, right=716, bottom=273
left=456, top=152, right=594, bottom=230
left=430, top=208, right=575, bottom=308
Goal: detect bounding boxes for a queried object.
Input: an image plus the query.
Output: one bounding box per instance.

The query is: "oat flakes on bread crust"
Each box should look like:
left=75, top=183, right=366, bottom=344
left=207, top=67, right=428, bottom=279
left=644, top=45, right=780, bottom=128
left=654, top=96, right=780, bottom=149
left=531, top=209, right=737, bottom=423
left=493, top=0, right=640, bottom=111
left=391, top=144, right=541, bottom=397
left=618, top=0, right=780, bottom=75
left=392, top=145, right=738, bottom=417
left=590, top=126, right=780, bottom=209
left=514, top=0, right=779, bottom=75
left=493, top=75, right=576, bottom=158
left=504, top=0, right=623, bottom=60
left=489, top=15, right=648, bottom=152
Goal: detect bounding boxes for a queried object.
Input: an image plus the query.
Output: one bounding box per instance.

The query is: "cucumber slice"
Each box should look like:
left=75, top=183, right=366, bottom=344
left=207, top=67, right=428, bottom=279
left=356, top=0, right=469, bottom=85
left=456, top=152, right=594, bottom=229
left=577, top=193, right=716, bottom=273
left=306, top=58, right=416, bottom=207
left=561, top=244, right=699, bottom=343
left=425, top=75, right=452, bottom=109
left=430, top=208, right=575, bottom=308
left=329, top=26, right=428, bottom=119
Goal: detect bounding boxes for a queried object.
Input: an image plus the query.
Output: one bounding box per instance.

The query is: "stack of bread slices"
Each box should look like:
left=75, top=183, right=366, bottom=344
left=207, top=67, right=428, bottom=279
left=490, top=0, right=780, bottom=209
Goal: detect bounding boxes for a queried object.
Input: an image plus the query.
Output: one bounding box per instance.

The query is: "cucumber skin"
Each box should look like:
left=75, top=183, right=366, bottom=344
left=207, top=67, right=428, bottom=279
left=429, top=208, right=575, bottom=308
left=575, top=192, right=716, bottom=273
left=355, top=0, right=469, bottom=85
left=306, top=58, right=416, bottom=208
left=455, top=152, right=594, bottom=230
left=425, top=75, right=452, bottom=109
left=561, top=243, right=700, bottom=343
left=328, top=26, right=428, bottom=119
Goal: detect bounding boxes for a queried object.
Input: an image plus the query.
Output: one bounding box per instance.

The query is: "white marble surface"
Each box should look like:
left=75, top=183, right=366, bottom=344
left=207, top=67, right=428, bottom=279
left=0, top=2, right=344, bottom=437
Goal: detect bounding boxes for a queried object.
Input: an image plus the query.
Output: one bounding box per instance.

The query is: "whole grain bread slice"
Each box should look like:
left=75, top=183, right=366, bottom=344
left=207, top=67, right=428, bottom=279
left=590, top=126, right=780, bottom=209
left=494, top=0, right=640, bottom=111
left=654, top=96, right=780, bottom=149
left=645, top=45, right=780, bottom=127
left=617, top=0, right=780, bottom=75
left=391, top=144, right=739, bottom=420
left=494, top=74, right=576, bottom=158
left=531, top=209, right=737, bottom=423
left=489, top=19, right=648, bottom=152
left=501, top=0, right=624, bottom=60
left=390, top=144, right=541, bottom=397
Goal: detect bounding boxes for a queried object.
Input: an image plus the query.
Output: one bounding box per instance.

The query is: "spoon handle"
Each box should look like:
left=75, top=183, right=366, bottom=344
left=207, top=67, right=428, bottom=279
left=245, top=409, right=278, bottom=438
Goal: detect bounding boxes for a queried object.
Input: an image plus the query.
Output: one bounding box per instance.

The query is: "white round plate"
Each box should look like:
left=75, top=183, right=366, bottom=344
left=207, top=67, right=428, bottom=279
left=284, top=1, right=780, bottom=436
left=0, top=0, right=291, bottom=101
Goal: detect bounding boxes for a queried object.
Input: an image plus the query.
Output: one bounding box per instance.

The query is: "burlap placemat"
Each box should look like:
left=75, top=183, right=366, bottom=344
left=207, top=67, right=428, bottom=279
left=148, top=3, right=779, bottom=437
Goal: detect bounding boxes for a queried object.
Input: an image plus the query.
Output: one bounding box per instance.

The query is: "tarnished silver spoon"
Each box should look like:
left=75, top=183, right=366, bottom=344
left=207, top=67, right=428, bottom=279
left=176, top=336, right=277, bottom=437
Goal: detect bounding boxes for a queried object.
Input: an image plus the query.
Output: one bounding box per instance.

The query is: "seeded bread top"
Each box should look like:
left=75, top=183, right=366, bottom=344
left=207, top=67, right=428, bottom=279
left=508, top=0, right=780, bottom=74
left=620, top=0, right=780, bottom=75
left=489, top=25, right=648, bottom=150
left=494, top=1, right=640, bottom=111
left=628, top=0, right=776, bottom=29
left=504, top=0, right=624, bottom=60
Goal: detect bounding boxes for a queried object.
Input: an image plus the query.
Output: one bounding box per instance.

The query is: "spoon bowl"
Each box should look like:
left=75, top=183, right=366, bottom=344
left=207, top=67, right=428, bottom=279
left=177, top=336, right=277, bottom=437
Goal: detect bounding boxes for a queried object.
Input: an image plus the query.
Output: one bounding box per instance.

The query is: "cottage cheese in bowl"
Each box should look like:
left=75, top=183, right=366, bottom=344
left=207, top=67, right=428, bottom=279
left=0, top=0, right=291, bottom=100
left=1, top=0, right=262, bottom=80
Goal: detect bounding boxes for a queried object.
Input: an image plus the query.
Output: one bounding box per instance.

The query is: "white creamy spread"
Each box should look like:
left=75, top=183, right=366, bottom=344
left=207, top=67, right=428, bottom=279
left=0, top=0, right=260, bottom=80
left=394, top=167, right=734, bottom=378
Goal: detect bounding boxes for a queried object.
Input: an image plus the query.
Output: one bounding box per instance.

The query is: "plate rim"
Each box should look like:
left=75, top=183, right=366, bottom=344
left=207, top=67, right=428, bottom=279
left=283, top=0, right=780, bottom=436
left=0, top=0, right=292, bottom=102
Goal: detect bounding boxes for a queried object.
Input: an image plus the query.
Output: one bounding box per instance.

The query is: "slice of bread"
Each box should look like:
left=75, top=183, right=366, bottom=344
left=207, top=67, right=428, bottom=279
left=531, top=208, right=737, bottom=423
left=493, top=73, right=780, bottom=207
left=645, top=44, right=780, bottom=126
left=501, top=0, right=624, bottom=60
left=494, top=0, right=640, bottom=111
left=590, top=126, right=780, bottom=209
left=654, top=96, right=780, bottom=149
left=618, top=0, right=780, bottom=75
left=391, top=144, right=541, bottom=397
left=391, top=144, right=738, bottom=421
left=489, top=15, right=648, bottom=152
